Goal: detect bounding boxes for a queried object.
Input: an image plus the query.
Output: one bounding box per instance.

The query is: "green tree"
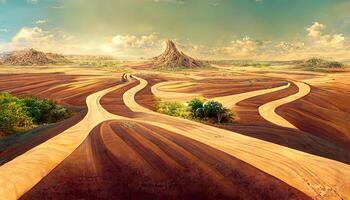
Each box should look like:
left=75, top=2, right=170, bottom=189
left=195, top=107, right=205, bottom=119
left=203, top=100, right=233, bottom=123
left=0, top=92, right=71, bottom=136
left=21, top=97, right=42, bottom=123
left=187, top=98, right=204, bottom=117
left=0, top=101, right=33, bottom=134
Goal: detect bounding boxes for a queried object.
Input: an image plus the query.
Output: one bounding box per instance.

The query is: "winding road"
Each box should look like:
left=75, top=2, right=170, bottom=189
left=1, top=75, right=349, bottom=200
left=259, top=81, right=311, bottom=129
left=0, top=82, right=130, bottom=200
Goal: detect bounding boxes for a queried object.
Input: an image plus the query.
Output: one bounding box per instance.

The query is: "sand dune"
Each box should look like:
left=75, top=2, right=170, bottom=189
left=125, top=76, right=350, bottom=199
left=0, top=82, right=131, bottom=200
left=1, top=74, right=349, bottom=200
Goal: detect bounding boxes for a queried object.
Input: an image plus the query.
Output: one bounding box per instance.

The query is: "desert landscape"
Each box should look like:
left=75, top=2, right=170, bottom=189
left=1, top=1, right=350, bottom=199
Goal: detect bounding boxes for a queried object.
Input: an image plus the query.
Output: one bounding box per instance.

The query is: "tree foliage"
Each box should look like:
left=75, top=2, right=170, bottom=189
left=156, top=101, right=189, bottom=118
left=0, top=92, right=72, bottom=136
left=187, top=98, right=204, bottom=117
left=157, top=98, right=234, bottom=124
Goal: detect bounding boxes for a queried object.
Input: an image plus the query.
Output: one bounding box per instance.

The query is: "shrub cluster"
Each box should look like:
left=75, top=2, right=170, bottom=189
left=188, top=98, right=234, bottom=123
left=156, top=97, right=234, bottom=124
left=303, top=58, right=344, bottom=69
left=155, top=101, right=189, bottom=118
left=0, top=92, right=72, bottom=136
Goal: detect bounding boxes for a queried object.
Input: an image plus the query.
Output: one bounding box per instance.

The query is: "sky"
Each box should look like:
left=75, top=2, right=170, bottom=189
left=0, top=0, right=349, bottom=60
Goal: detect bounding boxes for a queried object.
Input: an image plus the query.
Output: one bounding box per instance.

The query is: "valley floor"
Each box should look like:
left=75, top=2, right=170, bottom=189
left=0, top=65, right=350, bottom=199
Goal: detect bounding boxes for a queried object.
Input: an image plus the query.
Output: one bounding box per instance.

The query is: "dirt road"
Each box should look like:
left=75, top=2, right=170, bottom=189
left=0, top=82, right=130, bottom=200
left=126, top=76, right=350, bottom=199
left=1, top=75, right=350, bottom=200
left=259, top=81, right=311, bottom=129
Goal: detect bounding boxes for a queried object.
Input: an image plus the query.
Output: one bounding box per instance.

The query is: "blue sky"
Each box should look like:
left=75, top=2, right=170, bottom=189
left=0, top=0, right=349, bottom=59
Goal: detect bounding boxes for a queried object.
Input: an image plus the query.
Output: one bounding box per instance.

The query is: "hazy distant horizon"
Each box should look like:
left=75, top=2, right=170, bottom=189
left=0, top=0, right=349, bottom=60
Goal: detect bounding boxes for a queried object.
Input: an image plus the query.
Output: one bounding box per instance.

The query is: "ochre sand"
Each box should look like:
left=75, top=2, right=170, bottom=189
left=126, top=77, right=350, bottom=199
left=0, top=72, right=350, bottom=199
left=0, top=82, right=131, bottom=200
left=258, top=81, right=311, bottom=129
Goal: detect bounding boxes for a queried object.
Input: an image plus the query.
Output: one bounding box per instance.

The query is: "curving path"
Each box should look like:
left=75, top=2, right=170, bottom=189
left=259, top=81, right=311, bottom=129
left=212, top=82, right=291, bottom=109
left=152, top=79, right=311, bottom=130
left=1, top=75, right=350, bottom=200
left=151, top=81, right=199, bottom=101
left=151, top=80, right=292, bottom=109
left=0, top=82, right=129, bottom=200
left=127, top=76, right=350, bottom=199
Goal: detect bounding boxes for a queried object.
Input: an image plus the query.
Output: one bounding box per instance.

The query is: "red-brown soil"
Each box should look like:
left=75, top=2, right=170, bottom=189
left=133, top=74, right=350, bottom=164
left=0, top=73, right=122, bottom=164
left=21, top=120, right=310, bottom=200
left=174, top=78, right=287, bottom=98
left=100, top=80, right=140, bottom=117
left=277, top=84, right=350, bottom=150
left=135, top=75, right=287, bottom=111
left=0, top=111, right=86, bottom=163
left=0, top=73, right=120, bottom=106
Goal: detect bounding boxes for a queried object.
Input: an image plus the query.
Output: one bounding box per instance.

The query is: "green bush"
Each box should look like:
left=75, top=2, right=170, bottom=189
left=0, top=92, right=72, bottom=136
left=195, top=107, right=205, bottom=119
left=187, top=98, right=205, bottom=117
left=328, top=61, right=344, bottom=68
left=203, top=101, right=224, bottom=118
left=156, top=101, right=189, bottom=118
left=21, top=97, right=43, bottom=123
left=156, top=98, right=234, bottom=124
left=21, top=98, right=72, bottom=124
left=0, top=101, right=33, bottom=134
left=203, top=100, right=234, bottom=123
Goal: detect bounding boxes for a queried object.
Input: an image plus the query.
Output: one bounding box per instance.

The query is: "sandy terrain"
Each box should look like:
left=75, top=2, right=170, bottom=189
left=0, top=81, right=132, bottom=200
left=21, top=120, right=309, bottom=200
left=128, top=76, right=350, bottom=199
left=0, top=66, right=350, bottom=200
left=259, top=81, right=311, bottom=129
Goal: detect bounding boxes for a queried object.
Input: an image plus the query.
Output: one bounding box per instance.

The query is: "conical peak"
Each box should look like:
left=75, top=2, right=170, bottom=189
left=166, top=40, right=176, bottom=48
left=152, top=40, right=206, bottom=69
left=165, top=40, right=179, bottom=53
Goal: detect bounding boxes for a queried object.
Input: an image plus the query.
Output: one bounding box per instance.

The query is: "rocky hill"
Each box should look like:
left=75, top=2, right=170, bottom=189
left=302, top=58, right=344, bottom=69
left=152, top=40, right=206, bottom=69
left=0, top=49, right=66, bottom=66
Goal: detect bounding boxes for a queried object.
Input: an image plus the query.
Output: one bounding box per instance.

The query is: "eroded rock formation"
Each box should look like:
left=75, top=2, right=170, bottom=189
left=152, top=40, right=205, bottom=69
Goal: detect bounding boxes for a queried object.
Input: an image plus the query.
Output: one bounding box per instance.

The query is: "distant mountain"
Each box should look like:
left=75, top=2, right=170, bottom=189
left=152, top=40, right=207, bottom=69
left=0, top=49, right=67, bottom=66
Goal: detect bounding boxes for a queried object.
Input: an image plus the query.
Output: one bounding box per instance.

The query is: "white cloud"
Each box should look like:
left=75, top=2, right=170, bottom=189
left=276, top=41, right=304, bottom=52
left=0, top=28, right=8, bottom=32
left=12, top=27, right=53, bottom=43
left=307, top=22, right=325, bottom=38
left=112, top=34, right=161, bottom=49
left=306, top=22, right=347, bottom=49
left=35, top=19, right=48, bottom=24
left=1, top=22, right=349, bottom=60
left=5, top=27, right=80, bottom=54
left=2, top=27, right=162, bottom=58
left=218, top=36, right=262, bottom=58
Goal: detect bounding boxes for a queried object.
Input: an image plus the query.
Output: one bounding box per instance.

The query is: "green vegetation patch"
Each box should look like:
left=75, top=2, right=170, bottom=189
left=156, top=101, right=189, bottom=118
left=0, top=92, right=72, bottom=137
left=156, top=97, right=234, bottom=124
